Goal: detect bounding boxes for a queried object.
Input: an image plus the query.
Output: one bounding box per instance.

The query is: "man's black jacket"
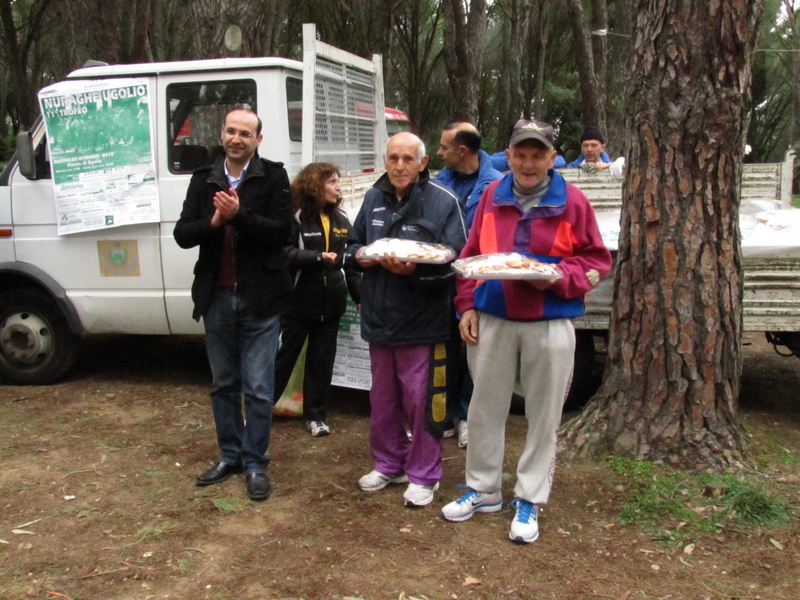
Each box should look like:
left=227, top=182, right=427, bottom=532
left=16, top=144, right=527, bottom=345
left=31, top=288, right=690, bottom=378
left=173, top=153, right=293, bottom=321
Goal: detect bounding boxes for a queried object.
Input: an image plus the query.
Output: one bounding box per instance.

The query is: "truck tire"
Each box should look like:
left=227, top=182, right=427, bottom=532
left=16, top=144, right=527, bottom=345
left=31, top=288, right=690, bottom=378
left=0, top=290, right=79, bottom=385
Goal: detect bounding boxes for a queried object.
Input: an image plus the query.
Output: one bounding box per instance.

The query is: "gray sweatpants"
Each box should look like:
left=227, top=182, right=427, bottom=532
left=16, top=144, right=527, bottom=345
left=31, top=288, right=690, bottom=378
left=465, top=313, right=575, bottom=505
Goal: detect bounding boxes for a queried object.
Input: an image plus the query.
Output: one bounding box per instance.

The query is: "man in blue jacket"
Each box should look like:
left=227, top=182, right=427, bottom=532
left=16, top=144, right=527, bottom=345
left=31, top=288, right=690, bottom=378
left=346, top=132, right=467, bottom=508
left=566, top=126, right=612, bottom=169
left=434, top=123, right=502, bottom=449
left=435, top=123, right=503, bottom=229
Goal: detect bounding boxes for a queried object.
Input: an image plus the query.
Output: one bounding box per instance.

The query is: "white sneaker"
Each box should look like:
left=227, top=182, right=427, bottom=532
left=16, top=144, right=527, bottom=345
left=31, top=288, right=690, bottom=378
left=306, top=421, right=331, bottom=437
left=358, top=470, right=409, bottom=491
left=457, top=420, right=468, bottom=448
left=307, top=420, right=330, bottom=437
left=442, top=427, right=456, bottom=438
left=403, top=482, right=440, bottom=507
left=508, top=499, right=539, bottom=544
left=441, top=487, right=502, bottom=522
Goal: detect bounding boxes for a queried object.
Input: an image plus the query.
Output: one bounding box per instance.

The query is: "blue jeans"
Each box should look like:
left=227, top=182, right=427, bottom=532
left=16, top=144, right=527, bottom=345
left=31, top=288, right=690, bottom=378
left=203, top=289, right=280, bottom=475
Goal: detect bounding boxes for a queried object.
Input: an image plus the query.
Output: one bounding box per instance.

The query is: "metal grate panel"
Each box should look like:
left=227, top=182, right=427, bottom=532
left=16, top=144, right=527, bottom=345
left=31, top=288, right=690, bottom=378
left=312, top=56, right=378, bottom=173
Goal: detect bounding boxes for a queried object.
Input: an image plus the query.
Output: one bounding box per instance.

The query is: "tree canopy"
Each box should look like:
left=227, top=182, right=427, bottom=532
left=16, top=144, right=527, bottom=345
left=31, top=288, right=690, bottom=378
left=2, top=0, right=794, bottom=167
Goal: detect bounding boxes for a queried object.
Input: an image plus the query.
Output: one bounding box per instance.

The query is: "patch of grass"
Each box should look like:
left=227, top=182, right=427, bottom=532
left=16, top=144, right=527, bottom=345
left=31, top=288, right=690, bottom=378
left=135, top=518, right=180, bottom=542
left=607, top=456, right=654, bottom=479
left=176, top=559, right=195, bottom=574
left=212, top=497, right=245, bottom=513
left=758, top=441, right=798, bottom=466
left=607, top=458, right=791, bottom=546
left=101, top=436, right=133, bottom=449
left=720, top=483, right=788, bottom=526
left=145, top=487, right=174, bottom=503
left=618, top=468, right=699, bottom=530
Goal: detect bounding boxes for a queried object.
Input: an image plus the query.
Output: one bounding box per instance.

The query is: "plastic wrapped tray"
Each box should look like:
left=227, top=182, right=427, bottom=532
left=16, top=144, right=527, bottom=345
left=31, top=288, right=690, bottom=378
left=453, top=252, right=562, bottom=280
left=357, top=238, right=456, bottom=264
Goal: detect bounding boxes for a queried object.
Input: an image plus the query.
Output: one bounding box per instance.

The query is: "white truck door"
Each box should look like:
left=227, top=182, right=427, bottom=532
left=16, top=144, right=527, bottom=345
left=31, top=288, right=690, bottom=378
left=158, top=67, right=300, bottom=334
left=11, top=78, right=169, bottom=336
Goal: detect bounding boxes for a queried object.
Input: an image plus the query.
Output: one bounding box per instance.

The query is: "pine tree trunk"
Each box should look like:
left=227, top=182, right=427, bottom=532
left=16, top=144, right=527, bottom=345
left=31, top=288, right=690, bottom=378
left=441, top=0, right=488, bottom=123
left=564, top=0, right=607, bottom=130
left=560, top=0, right=766, bottom=470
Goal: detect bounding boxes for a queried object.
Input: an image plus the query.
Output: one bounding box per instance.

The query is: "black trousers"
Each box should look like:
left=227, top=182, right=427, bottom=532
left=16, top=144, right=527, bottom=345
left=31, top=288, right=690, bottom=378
left=273, top=313, right=342, bottom=422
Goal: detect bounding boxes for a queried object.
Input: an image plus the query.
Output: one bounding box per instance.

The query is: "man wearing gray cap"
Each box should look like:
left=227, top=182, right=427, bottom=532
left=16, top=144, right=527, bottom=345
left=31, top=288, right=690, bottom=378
left=440, top=119, right=612, bottom=544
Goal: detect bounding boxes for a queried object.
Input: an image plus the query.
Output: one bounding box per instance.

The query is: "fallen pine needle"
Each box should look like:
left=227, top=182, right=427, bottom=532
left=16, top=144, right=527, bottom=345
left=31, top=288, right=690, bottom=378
left=47, top=592, right=73, bottom=600
left=14, top=518, right=42, bottom=529
left=71, top=567, right=129, bottom=580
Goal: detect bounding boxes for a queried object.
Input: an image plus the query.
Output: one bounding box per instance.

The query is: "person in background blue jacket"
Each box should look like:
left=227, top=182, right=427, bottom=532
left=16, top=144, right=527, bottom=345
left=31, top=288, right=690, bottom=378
left=566, top=126, right=612, bottom=169
left=435, top=123, right=503, bottom=230
left=434, top=123, right=502, bottom=449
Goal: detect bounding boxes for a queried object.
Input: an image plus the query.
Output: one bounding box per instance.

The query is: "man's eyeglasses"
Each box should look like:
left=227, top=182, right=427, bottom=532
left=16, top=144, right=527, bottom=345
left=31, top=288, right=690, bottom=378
left=224, top=127, right=254, bottom=139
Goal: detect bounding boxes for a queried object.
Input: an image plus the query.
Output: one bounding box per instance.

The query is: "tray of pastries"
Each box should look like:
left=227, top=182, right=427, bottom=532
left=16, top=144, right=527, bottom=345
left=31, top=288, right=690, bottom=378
left=357, top=238, right=456, bottom=264
left=453, top=252, right=562, bottom=280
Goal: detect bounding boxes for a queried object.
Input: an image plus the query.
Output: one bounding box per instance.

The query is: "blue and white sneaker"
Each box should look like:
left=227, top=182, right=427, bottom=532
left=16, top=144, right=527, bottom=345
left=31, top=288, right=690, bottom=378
left=441, top=486, right=503, bottom=522
left=508, top=499, right=539, bottom=544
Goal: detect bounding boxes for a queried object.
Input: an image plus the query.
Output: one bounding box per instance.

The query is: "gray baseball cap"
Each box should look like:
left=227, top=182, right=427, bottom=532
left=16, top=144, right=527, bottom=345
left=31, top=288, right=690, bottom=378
left=509, top=119, right=555, bottom=149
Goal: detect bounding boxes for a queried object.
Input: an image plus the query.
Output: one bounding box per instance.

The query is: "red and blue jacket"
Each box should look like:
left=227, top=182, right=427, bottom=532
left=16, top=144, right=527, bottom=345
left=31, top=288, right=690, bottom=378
left=455, top=169, right=612, bottom=321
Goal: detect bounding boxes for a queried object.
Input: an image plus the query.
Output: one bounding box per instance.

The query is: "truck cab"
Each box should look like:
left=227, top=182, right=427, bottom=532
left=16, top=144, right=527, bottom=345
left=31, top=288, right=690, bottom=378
left=0, top=27, right=385, bottom=385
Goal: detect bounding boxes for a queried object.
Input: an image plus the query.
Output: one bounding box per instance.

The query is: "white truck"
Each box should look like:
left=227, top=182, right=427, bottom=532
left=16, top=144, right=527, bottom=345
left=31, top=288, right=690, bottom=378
left=0, top=24, right=388, bottom=385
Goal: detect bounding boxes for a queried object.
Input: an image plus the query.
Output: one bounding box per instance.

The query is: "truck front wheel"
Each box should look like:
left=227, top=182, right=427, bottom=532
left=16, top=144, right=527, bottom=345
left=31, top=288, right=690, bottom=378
left=0, top=290, right=79, bottom=385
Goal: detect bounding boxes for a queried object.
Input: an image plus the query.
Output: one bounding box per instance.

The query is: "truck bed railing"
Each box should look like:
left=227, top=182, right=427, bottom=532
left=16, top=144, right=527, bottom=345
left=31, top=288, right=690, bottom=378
left=557, top=150, right=795, bottom=212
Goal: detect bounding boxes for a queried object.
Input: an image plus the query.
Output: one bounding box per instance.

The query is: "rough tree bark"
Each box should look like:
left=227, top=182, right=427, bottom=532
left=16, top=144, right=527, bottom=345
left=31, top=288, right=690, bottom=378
left=531, top=0, right=550, bottom=119
left=564, top=0, right=607, bottom=131
left=441, top=0, right=488, bottom=123
left=129, top=0, right=153, bottom=63
left=393, top=0, right=445, bottom=134
left=781, top=1, right=800, bottom=147
left=560, top=0, right=766, bottom=470
left=496, top=0, right=531, bottom=136
left=605, top=0, right=636, bottom=157
left=0, top=0, right=56, bottom=129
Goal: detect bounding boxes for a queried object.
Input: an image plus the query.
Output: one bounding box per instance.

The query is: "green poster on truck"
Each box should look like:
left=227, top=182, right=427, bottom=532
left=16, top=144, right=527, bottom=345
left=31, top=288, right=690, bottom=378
left=37, top=78, right=159, bottom=235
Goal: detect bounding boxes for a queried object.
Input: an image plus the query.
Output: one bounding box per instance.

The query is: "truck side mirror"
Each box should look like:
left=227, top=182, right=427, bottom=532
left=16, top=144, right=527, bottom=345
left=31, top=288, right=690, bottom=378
left=16, top=131, right=36, bottom=179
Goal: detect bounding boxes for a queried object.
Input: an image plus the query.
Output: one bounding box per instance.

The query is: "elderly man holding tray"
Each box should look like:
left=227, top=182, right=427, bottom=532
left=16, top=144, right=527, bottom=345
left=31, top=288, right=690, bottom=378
left=346, top=132, right=467, bottom=509
left=441, top=119, right=612, bottom=543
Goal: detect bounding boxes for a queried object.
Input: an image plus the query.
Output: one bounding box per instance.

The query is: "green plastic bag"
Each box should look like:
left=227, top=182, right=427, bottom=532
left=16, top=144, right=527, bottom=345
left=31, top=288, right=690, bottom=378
left=272, top=337, right=308, bottom=417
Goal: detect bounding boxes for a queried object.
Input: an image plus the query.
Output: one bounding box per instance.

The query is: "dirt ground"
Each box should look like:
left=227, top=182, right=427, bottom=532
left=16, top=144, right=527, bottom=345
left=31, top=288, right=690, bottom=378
left=0, top=332, right=798, bottom=600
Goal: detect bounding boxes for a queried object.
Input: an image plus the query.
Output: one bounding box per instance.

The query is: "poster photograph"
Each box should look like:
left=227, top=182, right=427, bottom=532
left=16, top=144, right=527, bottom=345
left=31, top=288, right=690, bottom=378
left=38, top=78, right=160, bottom=235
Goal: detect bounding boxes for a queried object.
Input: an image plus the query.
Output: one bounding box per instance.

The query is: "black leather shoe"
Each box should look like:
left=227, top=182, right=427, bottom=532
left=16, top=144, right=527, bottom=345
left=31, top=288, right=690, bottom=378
left=246, top=472, right=271, bottom=501
left=196, top=461, right=243, bottom=487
